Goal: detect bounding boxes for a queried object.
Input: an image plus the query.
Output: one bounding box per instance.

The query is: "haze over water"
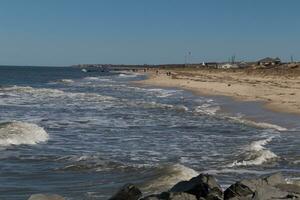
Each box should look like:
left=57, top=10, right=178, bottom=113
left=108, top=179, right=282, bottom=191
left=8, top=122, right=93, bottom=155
left=0, top=66, right=299, bottom=200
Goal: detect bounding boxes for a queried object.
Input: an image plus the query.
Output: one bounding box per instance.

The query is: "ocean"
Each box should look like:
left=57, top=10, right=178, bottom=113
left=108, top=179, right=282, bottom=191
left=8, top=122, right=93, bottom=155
left=0, top=66, right=299, bottom=200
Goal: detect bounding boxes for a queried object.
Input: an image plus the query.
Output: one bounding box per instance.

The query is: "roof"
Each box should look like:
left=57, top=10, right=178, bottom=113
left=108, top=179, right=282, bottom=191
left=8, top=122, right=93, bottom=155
left=258, top=57, right=281, bottom=63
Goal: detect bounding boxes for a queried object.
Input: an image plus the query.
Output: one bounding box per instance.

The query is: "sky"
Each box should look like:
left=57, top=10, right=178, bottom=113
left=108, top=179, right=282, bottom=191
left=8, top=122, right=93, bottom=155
left=0, top=0, right=300, bottom=66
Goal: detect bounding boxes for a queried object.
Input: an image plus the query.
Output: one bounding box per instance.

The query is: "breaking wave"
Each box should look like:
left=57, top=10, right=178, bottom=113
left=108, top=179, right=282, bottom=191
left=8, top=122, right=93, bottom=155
left=83, top=77, right=114, bottom=82
left=229, top=116, right=287, bottom=131
left=0, top=121, right=49, bottom=147
left=118, top=73, right=139, bottom=78
left=55, top=154, right=198, bottom=193
left=146, top=88, right=178, bottom=98
left=0, top=85, right=65, bottom=97
left=193, top=103, right=287, bottom=132
left=229, top=136, right=278, bottom=167
left=84, top=77, right=101, bottom=81
left=132, top=101, right=188, bottom=112
left=140, top=164, right=199, bottom=193
left=194, top=104, right=220, bottom=116
left=0, top=85, right=115, bottom=102
left=57, top=79, right=74, bottom=84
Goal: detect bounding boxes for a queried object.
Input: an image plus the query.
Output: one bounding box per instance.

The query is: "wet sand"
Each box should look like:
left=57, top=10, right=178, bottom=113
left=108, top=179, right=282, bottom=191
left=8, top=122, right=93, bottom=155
left=136, top=67, right=300, bottom=115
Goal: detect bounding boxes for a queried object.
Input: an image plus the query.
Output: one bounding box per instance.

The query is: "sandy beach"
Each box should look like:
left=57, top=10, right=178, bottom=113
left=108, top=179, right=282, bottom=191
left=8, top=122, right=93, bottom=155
left=137, top=67, right=300, bottom=115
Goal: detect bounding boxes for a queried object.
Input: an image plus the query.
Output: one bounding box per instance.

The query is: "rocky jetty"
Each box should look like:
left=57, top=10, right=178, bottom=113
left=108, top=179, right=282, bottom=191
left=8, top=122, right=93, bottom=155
left=27, top=172, right=300, bottom=200
left=109, top=173, right=300, bottom=200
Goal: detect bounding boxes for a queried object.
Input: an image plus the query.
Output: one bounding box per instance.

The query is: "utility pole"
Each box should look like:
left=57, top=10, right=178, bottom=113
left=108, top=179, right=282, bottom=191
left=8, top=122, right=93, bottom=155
left=231, top=54, right=236, bottom=64
left=185, top=51, right=191, bottom=67
left=188, top=51, right=191, bottom=65
left=291, top=55, right=294, bottom=63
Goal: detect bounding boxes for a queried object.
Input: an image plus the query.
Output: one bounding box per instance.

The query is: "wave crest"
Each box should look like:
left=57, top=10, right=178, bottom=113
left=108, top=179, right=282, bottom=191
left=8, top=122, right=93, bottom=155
left=57, top=79, right=74, bottom=84
left=229, top=116, right=287, bottom=131
left=119, top=73, right=139, bottom=78
left=0, top=121, right=49, bottom=147
left=229, top=136, right=278, bottom=167
left=0, top=86, right=65, bottom=97
left=141, top=164, right=198, bottom=193
left=194, top=104, right=220, bottom=115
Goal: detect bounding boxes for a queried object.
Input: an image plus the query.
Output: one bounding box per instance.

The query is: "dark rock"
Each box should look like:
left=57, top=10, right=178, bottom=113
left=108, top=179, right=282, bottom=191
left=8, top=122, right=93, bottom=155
left=140, top=194, right=160, bottom=200
left=142, top=192, right=197, bottom=200
left=262, top=172, right=286, bottom=187
left=224, top=173, right=300, bottom=200
left=109, top=184, right=142, bottom=200
left=28, top=194, right=65, bottom=200
left=224, top=181, right=254, bottom=200
left=170, top=174, right=223, bottom=200
left=161, top=192, right=197, bottom=200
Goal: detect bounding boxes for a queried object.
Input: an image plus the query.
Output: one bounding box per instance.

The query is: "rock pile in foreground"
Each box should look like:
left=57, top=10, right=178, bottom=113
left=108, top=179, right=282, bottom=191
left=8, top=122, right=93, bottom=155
left=109, top=173, right=300, bottom=200
left=27, top=172, right=300, bottom=200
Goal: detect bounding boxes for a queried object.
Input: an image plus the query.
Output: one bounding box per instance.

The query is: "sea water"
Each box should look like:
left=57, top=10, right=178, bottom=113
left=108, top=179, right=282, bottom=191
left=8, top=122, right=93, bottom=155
left=0, top=66, right=299, bottom=200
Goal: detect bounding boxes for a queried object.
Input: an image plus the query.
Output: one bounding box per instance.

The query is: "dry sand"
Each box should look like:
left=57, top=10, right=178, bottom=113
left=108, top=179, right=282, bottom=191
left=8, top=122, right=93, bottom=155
left=136, top=67, right=300, bottom=115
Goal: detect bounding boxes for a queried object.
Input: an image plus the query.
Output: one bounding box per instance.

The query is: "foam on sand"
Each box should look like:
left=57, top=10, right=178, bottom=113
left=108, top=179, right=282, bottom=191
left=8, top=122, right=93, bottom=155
left=0, top=121, right=49, bottom=147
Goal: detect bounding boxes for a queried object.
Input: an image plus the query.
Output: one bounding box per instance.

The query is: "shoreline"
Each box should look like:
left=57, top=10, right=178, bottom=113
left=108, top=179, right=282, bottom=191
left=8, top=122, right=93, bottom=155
left=134, top=68, right=300, bottom=116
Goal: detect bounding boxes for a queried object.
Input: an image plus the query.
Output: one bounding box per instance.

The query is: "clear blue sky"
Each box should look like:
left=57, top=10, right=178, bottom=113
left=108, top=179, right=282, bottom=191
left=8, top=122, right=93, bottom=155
left=0, top=0, right=300, bottom=66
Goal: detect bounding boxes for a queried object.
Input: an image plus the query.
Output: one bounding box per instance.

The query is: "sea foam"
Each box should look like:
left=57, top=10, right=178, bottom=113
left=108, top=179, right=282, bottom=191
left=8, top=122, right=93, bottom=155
left=118, top=73, right=139, bottom=78
left=194, top=104, right=220, bottom=115
left=229, top=136, right=278, bottom=167
left=0, top=121, right=49, bottom=147
left=141, top=164, right=198, bottom=193
left=229, top=116, right=288, bottom=131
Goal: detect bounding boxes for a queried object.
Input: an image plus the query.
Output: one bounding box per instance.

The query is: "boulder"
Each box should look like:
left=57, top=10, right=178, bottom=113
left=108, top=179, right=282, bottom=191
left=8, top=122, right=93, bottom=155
left=109, top=183, right=142, bottom=200
left=170, top=174, right=223, bottom=200
left=140, top=194, right=160, bottom=200
left=276, top=183, right=300, bottom=194
left=142, top=192, right=197, bottom=200
left=160, top=192, right=197, bottom=200
left=224, top=173, right=300, bottom=200
left=28, top=194, right=65, bottom=200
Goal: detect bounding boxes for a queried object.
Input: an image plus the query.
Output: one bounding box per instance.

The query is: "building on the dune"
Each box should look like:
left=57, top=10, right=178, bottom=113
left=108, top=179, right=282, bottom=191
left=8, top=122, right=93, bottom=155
left=218, top=63, right=239, bottom=69
left=257, top=57, right=281, bottom=66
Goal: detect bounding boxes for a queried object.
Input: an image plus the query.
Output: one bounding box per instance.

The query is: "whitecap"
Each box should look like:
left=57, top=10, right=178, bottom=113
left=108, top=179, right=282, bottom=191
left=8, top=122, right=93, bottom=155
left=84, top=77, right=100, bottom=81
left=0, top=85, right=65, bottom=97
left=0, top=121, right=49, bottom=147
left=58, top=79, right=74, bottom=84
left=229, top=136, right=278, bottom=167
left=229, top=116, right=287, bottom=131
left=194, top=104, right=220, bottom=116
left=134, top=101, right=188, bottom=112
left=0, top=85, right=116, bottom=105
left=118, top=73, right=139, bottom=78
left=83, top=77, right=114, bottom=82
